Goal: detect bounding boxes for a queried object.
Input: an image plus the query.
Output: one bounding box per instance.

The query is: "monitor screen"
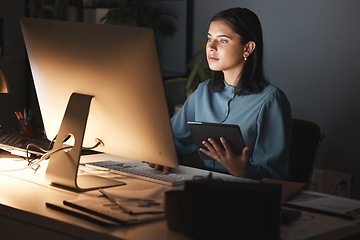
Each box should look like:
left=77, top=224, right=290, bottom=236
left=20, top=18, right=178, bottom=171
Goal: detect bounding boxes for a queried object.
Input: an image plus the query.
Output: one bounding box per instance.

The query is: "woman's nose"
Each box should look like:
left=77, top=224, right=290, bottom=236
left=207, top=41, right=217, bottom=51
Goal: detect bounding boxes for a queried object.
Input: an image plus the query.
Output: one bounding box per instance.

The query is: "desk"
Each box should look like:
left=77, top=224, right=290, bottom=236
left=0, top=151, right=251, bottom=240
left=1, top=151, right=360, bottom=240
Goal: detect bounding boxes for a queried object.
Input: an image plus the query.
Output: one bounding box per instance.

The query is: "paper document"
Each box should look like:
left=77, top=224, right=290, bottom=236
left=99, top=186, right=166, bottom=214
left=64, top=186, right=168, bottom=224
left=285, top=190, right=360, bottom=219
left=281, top=209, right=360, bottom=240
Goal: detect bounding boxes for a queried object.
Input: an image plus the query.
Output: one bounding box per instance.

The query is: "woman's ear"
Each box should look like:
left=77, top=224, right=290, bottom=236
left=243, top=41, right=256, bottom=59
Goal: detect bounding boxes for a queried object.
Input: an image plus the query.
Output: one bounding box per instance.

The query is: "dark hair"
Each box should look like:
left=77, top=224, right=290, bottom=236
left=209, top=7, right=268, bottom=95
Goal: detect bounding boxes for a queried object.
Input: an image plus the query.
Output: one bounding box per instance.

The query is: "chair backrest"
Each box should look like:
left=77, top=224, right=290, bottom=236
left=288, top=119, right=324, bottom=185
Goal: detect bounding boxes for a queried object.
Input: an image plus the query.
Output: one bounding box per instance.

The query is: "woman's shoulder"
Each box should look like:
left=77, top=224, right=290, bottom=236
left=260, top=84, right=291, bottom=111
left=198, top=78, right=213, bottom=88
left=262, top=84, right=279, bottom=93
left=191, top=78, right=213, bottom=95
left=247, top=84, right=290, bottom=109
left=261, top=84, right=287, bottom=99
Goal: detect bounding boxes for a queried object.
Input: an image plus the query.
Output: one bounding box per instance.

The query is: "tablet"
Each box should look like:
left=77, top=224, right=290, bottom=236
left=187, top=122, right=245, bottom=160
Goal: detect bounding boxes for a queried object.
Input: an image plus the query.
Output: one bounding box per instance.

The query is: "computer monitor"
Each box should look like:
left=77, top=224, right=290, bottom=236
left=20, top=18, right=178, bottom=191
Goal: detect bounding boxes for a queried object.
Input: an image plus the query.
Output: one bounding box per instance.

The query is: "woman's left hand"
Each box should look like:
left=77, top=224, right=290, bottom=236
left=199, top=137, right=249, bottom=176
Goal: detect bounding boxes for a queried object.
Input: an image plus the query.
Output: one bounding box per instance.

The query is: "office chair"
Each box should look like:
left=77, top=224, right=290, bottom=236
left=288, top=119, right=325, bottom=185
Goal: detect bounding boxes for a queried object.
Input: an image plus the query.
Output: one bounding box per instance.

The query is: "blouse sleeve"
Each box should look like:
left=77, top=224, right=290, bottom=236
left=170, top=93, right=197, bottom=159
left=244, top=90, right=292, bottom=180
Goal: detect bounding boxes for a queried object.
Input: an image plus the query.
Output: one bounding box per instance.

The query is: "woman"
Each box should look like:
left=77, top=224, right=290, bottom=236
left=156, top=7, right=292, bottom=180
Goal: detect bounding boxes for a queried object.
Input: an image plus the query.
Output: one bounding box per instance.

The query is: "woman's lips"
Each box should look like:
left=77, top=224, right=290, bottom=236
left=208, top=56, right=219, bottom=62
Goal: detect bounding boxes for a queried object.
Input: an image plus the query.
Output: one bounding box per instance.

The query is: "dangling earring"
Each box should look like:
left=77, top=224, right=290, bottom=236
left=244, top=54, right=248, bottom=61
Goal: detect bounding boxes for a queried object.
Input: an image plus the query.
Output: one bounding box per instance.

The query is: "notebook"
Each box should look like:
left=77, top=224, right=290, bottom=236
left=285, top=190, right=360, bottom=219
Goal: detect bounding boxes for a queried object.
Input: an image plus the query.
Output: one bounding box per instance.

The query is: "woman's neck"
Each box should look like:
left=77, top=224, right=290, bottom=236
left=223, top=68, right=242, bottom=86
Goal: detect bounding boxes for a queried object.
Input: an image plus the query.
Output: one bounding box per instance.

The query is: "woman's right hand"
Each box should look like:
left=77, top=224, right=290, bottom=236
left=145, top=162, right=172, bottom=174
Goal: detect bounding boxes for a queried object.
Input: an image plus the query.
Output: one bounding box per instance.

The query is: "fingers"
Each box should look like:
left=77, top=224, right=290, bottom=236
left=222, top=137, right=248, bottom=158
left=220, top=137, right=232, bottom=154
left=242, top=146, right=249, bottom=159
left=201, top=139, right=215, bottom=152
left=208, top=138, right=223, bottom=153
left=201, top=138, right=224, bottom=158
left=199, top=147, right=218, bottom=160
left=147, top=162, right=156, bottom=169
left=163, top=166, right=171, bottom=174
left=146, top=162, right=171, bottom=174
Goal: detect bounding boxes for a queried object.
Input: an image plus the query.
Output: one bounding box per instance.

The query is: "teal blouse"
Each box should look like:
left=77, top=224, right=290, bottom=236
left=171, top=79, right=292, bottom=180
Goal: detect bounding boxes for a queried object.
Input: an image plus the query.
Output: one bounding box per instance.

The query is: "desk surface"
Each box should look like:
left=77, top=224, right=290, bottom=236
left=0, top=151, right=250, bottom=240
left=1, top=151, right=360, bottom=240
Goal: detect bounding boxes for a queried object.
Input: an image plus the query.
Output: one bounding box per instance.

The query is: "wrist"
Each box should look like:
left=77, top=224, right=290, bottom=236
left=231, top=167, right=247, bottom=177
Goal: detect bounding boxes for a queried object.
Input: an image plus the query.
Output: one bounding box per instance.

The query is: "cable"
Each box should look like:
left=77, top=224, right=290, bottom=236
left=0, top=138, right=104, bottom=173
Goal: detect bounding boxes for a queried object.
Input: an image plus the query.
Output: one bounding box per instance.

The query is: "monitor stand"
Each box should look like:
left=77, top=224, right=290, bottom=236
left=45, top=93, right=125, bottom=191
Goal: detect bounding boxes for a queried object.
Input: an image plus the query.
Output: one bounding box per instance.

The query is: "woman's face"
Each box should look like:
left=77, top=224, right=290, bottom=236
left=206, top=20, right=245, bottom=79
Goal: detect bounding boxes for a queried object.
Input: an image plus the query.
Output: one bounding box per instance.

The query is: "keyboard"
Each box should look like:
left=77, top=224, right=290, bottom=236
left=0, top=130, right=52, bottom=156
left=86, top=160, right=193, bottom=186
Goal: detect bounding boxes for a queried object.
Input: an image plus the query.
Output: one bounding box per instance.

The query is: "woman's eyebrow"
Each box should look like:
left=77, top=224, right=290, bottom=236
left=207, top=32, right=232, bottom=39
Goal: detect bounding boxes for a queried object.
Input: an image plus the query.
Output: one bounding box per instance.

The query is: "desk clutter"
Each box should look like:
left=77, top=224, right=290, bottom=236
left=44, top=169, right=360, bottom=240
left=165, top=175, right=360, bottom=240
left=2, top=150, right=360, bottom=240
left=46, top=186, right=167, bottom=226
left=14, top=109, right=34, bottom=136
left=165, top=175, right=282, bottom=240
left=285, top=190, right=360, bottom=219
left=0, top=129, right=52, bottom=156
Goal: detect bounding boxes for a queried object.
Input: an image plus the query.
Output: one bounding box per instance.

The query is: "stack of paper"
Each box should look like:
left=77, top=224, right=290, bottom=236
left=47, top=186, right=168, bottom=226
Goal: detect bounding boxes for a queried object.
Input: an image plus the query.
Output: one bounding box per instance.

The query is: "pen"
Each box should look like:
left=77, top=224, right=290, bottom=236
left=23, top=108, right=27, bottom=121
left=99, top=188, right=132, bottom=214
left=18, top=111, right=24, bottom=120
left=14, top=111, right=21, bottom=120
left=28, top=109, right=33, bottom=121
left=45, top=202, right=119, bottom=226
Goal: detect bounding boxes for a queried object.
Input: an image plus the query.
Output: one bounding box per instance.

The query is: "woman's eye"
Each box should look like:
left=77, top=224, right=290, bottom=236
left=207, top=38, right=213, bottom=42
left=220, top=39, right=228, bottom=44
